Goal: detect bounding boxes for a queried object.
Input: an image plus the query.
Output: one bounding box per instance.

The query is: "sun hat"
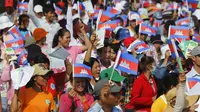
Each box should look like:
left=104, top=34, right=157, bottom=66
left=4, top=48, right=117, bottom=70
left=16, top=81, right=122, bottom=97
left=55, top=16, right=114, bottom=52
left=33, top=28, right=48, bottom=41
left=0, top=16, right=13, bottom=30
left=100, top=68, right=126, bottom=82
left=32, top=63, right=53, bottom=76
left=165, top=87, right=199, bottom=112
left=93, top=79, right=122, bottom=96
left=34, top=5, right=43, bottom=13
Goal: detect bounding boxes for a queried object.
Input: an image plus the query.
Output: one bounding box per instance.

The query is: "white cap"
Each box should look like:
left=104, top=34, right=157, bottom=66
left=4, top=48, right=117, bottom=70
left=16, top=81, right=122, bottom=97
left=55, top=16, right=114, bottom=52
left=128, top=12, right=140, bottom=20
left=161, top=44, right=171, bottom=60
left=193, top=9, right=200, bottom=20
left=34, top=5, right=43, bottom=13
left=0, top=16, right=13, bottom=30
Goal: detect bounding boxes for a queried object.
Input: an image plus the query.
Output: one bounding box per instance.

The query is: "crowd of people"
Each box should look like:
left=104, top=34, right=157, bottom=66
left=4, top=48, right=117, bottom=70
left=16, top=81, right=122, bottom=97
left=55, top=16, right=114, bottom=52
left=0, top=0, right=200, bottom=112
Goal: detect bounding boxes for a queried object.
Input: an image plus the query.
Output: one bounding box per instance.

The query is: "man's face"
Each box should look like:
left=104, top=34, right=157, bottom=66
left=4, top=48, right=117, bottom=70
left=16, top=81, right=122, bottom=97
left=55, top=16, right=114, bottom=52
left=192, top=55, right=200, bottom=68
left=5, top=7, right=13, bottom=15
left=22, top=17, right=30, bottom=28
left=45, top=11, right=54, bottom=23
left=103, top=92, right=122, bottom=106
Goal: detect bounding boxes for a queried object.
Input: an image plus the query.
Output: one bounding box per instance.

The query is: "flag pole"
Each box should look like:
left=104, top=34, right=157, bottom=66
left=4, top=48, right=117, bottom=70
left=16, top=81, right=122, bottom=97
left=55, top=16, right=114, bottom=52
left=171, top=39, right=184, bottom=72
left=109, top=50, right=121, bottom=83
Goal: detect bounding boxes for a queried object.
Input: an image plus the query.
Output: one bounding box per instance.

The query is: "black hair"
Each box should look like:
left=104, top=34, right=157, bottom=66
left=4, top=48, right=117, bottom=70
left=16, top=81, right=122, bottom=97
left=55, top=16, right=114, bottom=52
left=18, top=14, right=29, bottom=25
left=164, top=20, right=175, bottom=33
left=110, top=43, right=120, bottom=54
left=162, top=74, right=179, bottom=94
left=43, top=4, right=55, bottom=14
left=89, top=57, right=100, bottom=68
left=135, top=25, right=140, bottom=34
left=97, top=39, right=111, bottom=55
left=26, top=75, right=37, bottom=88
left=52, top=28, right=70, bottom=48
left=139, top=56, right=155, bottom=73
left=34, top=53, right=50, bottom=65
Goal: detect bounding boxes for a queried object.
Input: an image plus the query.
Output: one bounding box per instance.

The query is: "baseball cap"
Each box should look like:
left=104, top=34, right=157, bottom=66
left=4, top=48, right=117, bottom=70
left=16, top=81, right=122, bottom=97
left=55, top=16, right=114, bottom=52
left=191, top=46, right=200, bottom=56
left=32, top=63, right=53, bottom=76
left=93, top=79, right=122, bottom=96
left=33, top=28, right=48, bottom=41
left=100, top=68, right=126, bottom=82
left=34, top=5, right=43, bottom=13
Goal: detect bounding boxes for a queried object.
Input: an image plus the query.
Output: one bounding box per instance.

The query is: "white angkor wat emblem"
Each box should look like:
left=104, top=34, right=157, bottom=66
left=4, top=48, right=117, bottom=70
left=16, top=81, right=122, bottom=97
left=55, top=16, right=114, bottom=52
left=175, top=31, right=183, bottom=35
left=80, top=69, right=88, bottom=74
left=119, top=60, right=130, bottom=69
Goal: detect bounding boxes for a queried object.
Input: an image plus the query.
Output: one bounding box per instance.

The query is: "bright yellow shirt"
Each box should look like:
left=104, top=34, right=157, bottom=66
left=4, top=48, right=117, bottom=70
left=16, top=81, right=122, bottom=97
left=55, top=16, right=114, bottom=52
left=19, top=87, right=55, bottom=112
left=151, top=95, right=167, bottom=112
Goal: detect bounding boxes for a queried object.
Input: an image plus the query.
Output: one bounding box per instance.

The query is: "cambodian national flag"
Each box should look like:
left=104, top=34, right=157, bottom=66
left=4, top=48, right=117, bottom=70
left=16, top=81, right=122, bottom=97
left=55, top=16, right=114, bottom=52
left=169, top=26, right=190, bottom=39
left=187, top=0, right=198, bottom=11
left=106, top=7, right=121, bottom=15
left=18, top=2, right=28, bottom=11
left=53, top=3, right=62, bottom=15
left=17, top=49, right=28, bottom=66
left=8, top=25, right=25, bottom=40
left=187, top=77, right=200, bottom=89
left=127, top=40, right=149, bottom=53
left=4, top=38, right=24, bottom=50
left=100, top=11, right=118, bottom=23
left=153, top=20, right=162, bottom=27
left=192, top=34, right=200, bottom=43
left=116, top=52, right=138, bottom=75
left=98, top=20, right=120, bottom=30
left=73, top=63, right=93, bottom=79
left=176, top=17, right=190, bottom=26
left=167, top=39, right=176, bottom=59
left=139, top=23, right=156, bottom=36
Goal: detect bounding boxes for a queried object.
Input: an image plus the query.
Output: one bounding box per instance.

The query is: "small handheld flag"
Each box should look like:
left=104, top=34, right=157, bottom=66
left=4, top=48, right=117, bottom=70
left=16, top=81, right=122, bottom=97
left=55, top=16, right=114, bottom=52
left=175, top=17, right=190, bottom=26
left=169, top=26, right=190, bottom=39
left=73, top=63, right=93, bottom=79
left=139, top=23, right=156, bottom=36
left=53, top=3, right=62, bottom=15
left=18, top=2, right=28, bottom=11
left=127, top=40, right=149, bottom=53
left=8, top=25, right=25, bottom=40
left=116, top=52, right=139, bottom=75
left=17, top=49, right=28, bottom=66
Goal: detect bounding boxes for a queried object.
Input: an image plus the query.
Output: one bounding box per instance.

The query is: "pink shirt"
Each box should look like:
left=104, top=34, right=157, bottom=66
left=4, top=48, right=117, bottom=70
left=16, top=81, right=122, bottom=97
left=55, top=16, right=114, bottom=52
left=59, top=93, right=94, bottom=112
left=66, top=46, right=82, bottom=63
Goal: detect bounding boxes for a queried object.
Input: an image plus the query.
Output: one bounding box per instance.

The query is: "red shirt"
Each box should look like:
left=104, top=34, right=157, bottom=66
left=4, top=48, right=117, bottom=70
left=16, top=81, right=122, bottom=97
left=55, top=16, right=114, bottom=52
left=125, top=73, right=157, bottom=112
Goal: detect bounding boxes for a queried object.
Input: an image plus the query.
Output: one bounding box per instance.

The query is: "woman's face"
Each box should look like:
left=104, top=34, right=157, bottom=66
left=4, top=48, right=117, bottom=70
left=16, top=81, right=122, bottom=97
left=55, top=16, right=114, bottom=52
left=60, top=32, right=71, bottom=48
left=130, top=20, right=136, bottom=28
left=74, top=78, right=86, bottom=93
left=34, top=75, right=49, bottom=87
left=110, top=48, right=117, bottom=61
left=92, top=61, right=101, bottom=78
left=100, top=46, right=111, bottom=62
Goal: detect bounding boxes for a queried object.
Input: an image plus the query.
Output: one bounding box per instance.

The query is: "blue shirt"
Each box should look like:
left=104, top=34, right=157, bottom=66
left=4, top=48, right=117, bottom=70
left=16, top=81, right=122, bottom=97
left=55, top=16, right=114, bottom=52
left=88, top=102, right=122, bottom=112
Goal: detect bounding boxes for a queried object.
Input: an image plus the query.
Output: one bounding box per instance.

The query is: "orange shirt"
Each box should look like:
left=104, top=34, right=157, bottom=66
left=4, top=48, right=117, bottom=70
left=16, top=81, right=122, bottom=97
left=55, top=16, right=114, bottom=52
left=19, top=87, right=55, bottom=112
